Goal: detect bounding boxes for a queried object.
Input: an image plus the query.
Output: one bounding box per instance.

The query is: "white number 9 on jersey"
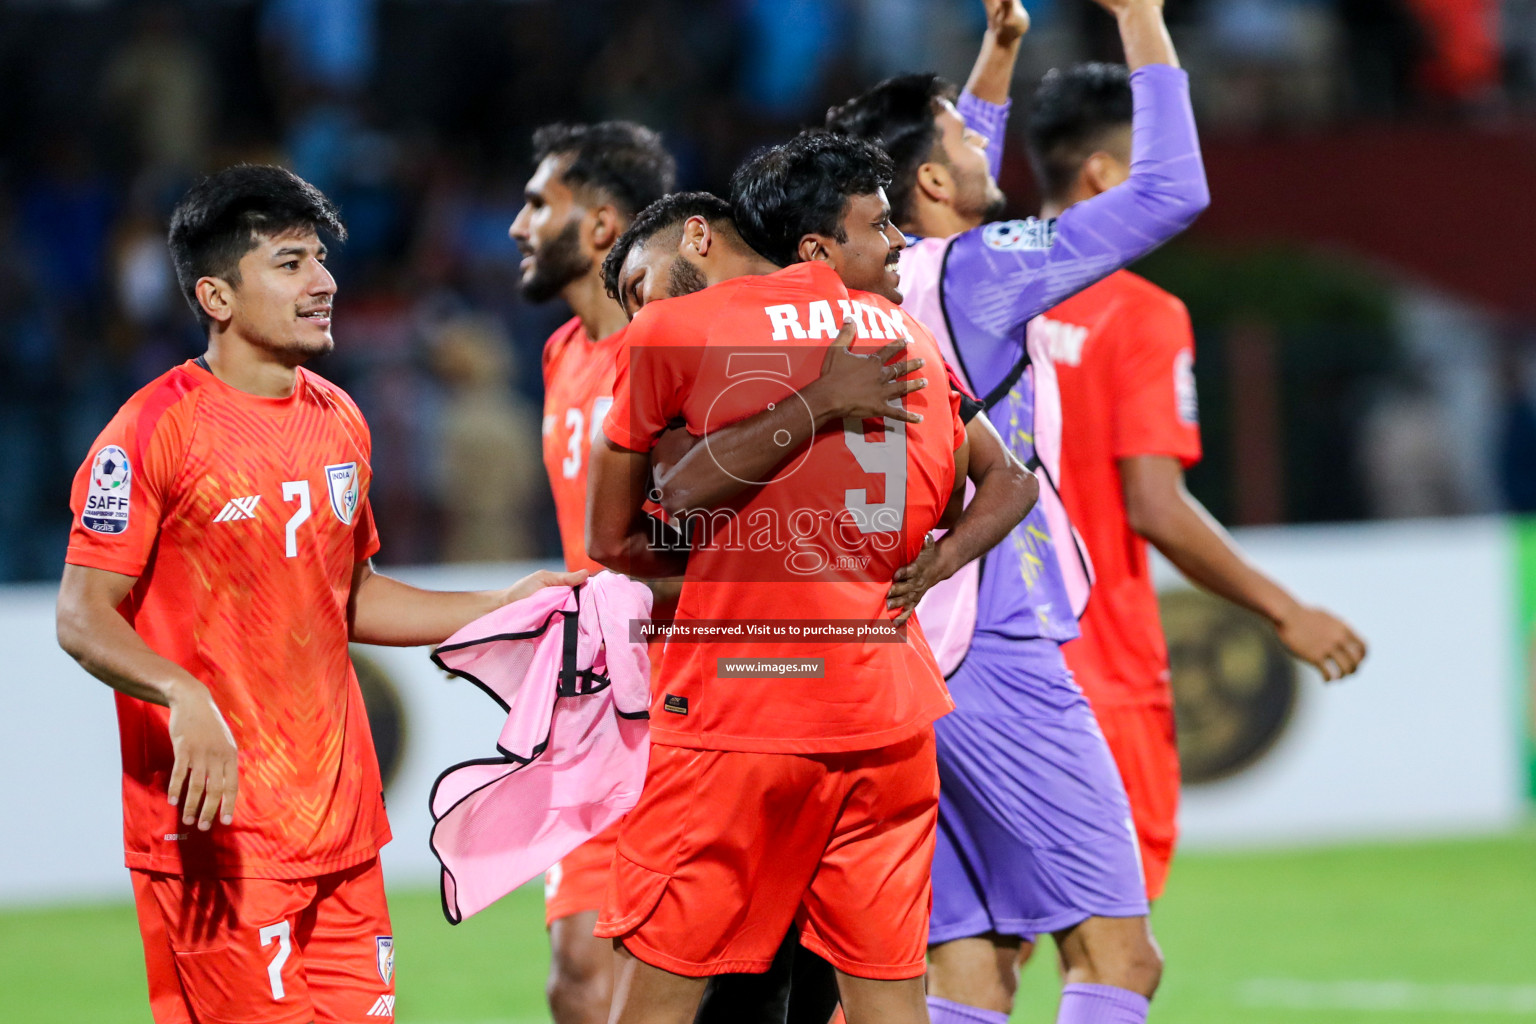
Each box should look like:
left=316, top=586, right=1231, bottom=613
left=842, top=417, right=906, bottom=533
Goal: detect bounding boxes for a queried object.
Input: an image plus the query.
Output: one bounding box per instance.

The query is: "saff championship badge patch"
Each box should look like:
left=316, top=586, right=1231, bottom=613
left=82, top=445, right=132, bottom=534
left=982, top=218, right=1055, bottom=252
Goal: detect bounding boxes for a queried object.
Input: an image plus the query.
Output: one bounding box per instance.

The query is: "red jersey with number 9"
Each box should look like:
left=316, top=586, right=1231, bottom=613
left=603, top=262, right=964, bottom=754
left=66, top=361, right=391, bottom=879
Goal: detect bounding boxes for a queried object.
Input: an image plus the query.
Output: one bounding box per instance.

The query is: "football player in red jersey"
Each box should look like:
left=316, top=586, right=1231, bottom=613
left=1025, top=63, right=1365, bottom=903
left=56, top=165, right=580, bottom=1024
left=602, top=190, right=1033, bottom=631
left=509, top=120, right=677, bottom=1024
left=587, top=134, right=1035, bottom=1024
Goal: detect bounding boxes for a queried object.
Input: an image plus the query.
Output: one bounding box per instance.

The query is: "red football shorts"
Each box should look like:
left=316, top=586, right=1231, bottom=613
left=1093, top=702, right=1181, bottom=901
left=545, top=821, right=623, bottom=926
left=131, top=857, right=395, bottom=1024
left=596, top=728, right=938, bottom=980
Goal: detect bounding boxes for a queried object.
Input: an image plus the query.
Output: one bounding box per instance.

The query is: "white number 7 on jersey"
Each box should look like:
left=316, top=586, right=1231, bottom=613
left=282, top=481, right=311, bottom=558
left=259, top=920, right=291, bottom=1000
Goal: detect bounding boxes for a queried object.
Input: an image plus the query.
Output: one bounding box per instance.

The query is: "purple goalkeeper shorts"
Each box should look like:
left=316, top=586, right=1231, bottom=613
left=929, top=635, right=1149, bottom=944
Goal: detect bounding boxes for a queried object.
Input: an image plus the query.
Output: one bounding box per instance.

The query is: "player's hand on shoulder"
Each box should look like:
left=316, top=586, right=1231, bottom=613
left=985, top=0, right=1030, bottom=45
left=807, top=318, right=928, bottom=425
left=166, top=678, right=240, bottom=831
left=887, top=535, right=949, bottom=626
left=501, top=568, right=588, bottom=607
left=1276, top=603, right=1367, bottom=682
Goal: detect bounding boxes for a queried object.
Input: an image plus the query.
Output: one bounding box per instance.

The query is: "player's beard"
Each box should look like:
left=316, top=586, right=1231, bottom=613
left=953, top=159, right=1008, bottom=223
left=666, top=255, right=710, bottom=299
left=966, top=170, right=1008, bottom=223
left=260, top=327, right=334, bottom=365
left=982, top=185, right=1007, bottom=222
left=519, top=218, right=593, bottom=302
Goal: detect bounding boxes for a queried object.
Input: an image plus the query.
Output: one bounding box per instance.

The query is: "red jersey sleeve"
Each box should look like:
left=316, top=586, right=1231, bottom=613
left=1110, top=289, right=1202, bottom=467
left=357, top=412, right=381, bottom=560
left=354, top=501, right=381, bottom=560
left=66, top=377, right=195, bottom=577
left=949, top=382, right=967, bottom=449
left=602, top=305, right=686, bottom=454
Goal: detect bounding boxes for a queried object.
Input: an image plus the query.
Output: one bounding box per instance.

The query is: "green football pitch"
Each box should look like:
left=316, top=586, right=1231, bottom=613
left=5, top=829, right=1534, bottom=1023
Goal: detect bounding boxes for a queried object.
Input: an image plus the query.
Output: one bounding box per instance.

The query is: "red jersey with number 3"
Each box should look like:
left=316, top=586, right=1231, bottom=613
left=603, top=263, right=964, bottom=754
left=66, top=361, right=391, bottom=879
left=1049, top=271, right=1202, bottom=707
left=542, top=317, right=626, bottom=573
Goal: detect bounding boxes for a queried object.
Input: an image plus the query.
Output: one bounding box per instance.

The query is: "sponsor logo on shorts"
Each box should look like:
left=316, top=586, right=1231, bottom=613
left=663, top=694, right=689, bottom=715
left=366, top=994, right=395, bottom=1016
left=82, top=445, right=132, bottom=534
left=375, top=935, right=394, bottom=984
left=212, top=495, right=262, bottom=522
left=326, top=462, right=361, bottom=525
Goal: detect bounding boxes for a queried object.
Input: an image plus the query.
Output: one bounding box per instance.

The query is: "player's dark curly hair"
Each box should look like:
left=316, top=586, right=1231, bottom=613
left=532, top=121, right=678, bottom=221
left=168, top=164, right=346, bottom=332
left=1025, top=63, right=1133, bottom=204
left=601, top=191, right=734, bottom=302
left=729, top=130, right=895, bottom=269
left=825, top=73, right=958, bottom=227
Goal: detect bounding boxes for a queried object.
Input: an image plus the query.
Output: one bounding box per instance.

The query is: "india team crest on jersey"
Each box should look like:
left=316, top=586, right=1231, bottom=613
left=375, top=935, right=394, bottom=984
left=82, top=445, right=132, bottom=534
left=325, top=462, right=360, bottom=525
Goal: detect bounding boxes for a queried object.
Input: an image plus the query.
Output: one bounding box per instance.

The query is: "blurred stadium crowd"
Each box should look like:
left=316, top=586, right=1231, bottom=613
left=2, top=0, right=1534, bottom=581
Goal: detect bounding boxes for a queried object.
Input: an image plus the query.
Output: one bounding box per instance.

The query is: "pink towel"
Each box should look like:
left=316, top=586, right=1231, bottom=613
left=428, top=571, right=653, bottom=922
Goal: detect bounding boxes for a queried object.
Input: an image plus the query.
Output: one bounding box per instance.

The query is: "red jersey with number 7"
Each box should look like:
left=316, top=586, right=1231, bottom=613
left=66, top=360, right=391, bottom=879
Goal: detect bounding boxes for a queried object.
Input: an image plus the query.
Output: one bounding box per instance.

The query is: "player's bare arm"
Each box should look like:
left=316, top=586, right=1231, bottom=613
left=347, top=562, right=586, bottom=647
left=888, top=414, right=1037, bottom=624
left=57, top=564, right=239, bottom=832
left=1091, top=0, right=1177, bottom=70
left=653, top=318, right=928, bottom=518
left=587, top=438, right=691, bottom=579
left=1120, top=455, right=1367, bottom=680
left=965, top=0, right=1030, bottom=105
left=939, top=433, right=973, bottom=531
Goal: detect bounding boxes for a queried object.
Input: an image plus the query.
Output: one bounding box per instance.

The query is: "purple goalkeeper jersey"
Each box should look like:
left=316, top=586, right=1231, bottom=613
left=899, top=64, right=1208, bottom=644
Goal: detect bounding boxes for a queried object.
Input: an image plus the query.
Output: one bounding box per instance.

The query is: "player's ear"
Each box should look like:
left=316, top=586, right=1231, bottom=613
left=915, top=161, right=953, bottom=205
left=1082, top=152, right=1130, bottom=198
left=586, top=204, right=617, bottom=251
left=683, top=215, right=711, bottom=257
left=797, top=234, right=833, bottom=264
left=196, top=276, right=235, bottom=326
left=589, top=204, right=622, bottom=252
